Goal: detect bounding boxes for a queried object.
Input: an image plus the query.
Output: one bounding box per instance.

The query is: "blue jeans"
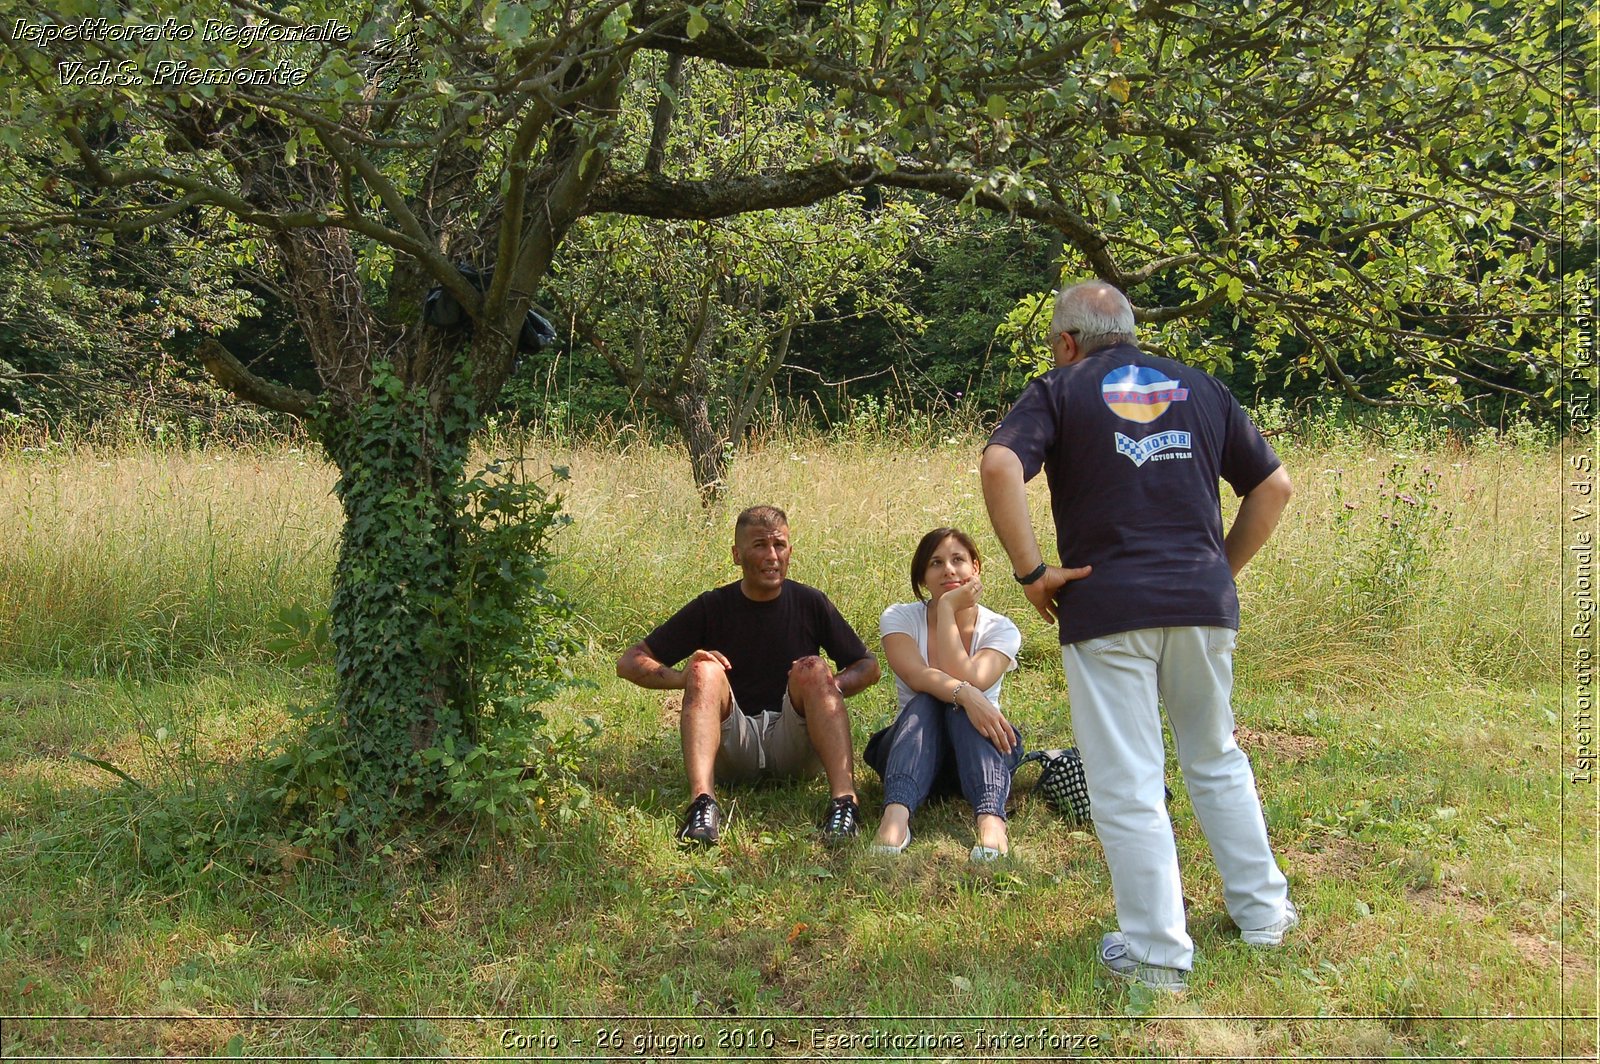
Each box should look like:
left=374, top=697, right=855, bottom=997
left=875, top=693, right=1024, bottom=819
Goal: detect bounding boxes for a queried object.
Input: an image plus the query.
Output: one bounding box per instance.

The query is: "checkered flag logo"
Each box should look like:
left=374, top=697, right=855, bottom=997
left=1016, top=748, right=1092, bottom=824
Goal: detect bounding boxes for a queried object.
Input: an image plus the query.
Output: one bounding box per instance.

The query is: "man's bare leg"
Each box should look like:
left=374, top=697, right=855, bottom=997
left=788, top=656, right=855, bottom=800
left=681, top=657, right=732, bottom=798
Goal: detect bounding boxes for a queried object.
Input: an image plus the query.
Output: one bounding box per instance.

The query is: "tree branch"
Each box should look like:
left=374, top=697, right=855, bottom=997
left=311, top=124, right=463, bottom=289
left=645, top=54, right=685, bottom=175
left=729, top=322, right=791, bottom=444
left=1136, top=286, right=1230, bottom=323
left=1280, top=309, right=1407, bottom=409
left=199, top=339, right=317, bottom=417
left=637, top=8, right=885, bottom=97
left=1122, top=252, right=1205, bottom=288
left=588, top=160, right=875, bottom=219
left=876, top=167, right=1125, bottom=284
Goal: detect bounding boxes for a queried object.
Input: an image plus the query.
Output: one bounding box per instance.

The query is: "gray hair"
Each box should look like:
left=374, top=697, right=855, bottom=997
left=1049, top=280, right=1136, bottom=355
left=735, top=504, right=788, bottom=537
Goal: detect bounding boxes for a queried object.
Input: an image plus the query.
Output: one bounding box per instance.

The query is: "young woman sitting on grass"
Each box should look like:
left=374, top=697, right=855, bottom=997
left=866, top=527, right=1024, bottom=861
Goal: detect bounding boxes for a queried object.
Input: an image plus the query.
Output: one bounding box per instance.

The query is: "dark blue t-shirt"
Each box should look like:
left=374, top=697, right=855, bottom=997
left=986, top=343, right=1280, bottom=645
left=643, top=580, right=871, bottom=716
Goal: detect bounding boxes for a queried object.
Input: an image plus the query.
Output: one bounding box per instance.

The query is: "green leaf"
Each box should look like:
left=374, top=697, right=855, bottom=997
left=686, top=6, right=709, bottom=39
left=492, top=3, right=532, bottom=42
left=69, top=753, right=144, bottom=789
left=601, top=5, right=631, bottom=41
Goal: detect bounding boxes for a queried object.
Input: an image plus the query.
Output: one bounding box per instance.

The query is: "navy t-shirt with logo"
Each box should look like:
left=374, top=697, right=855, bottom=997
left=643, top=580, right=871, bottom=716
left=986, top=343, right=1281, bottom=645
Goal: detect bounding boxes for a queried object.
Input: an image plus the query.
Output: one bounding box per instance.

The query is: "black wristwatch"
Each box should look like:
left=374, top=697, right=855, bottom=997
left=1015, top=562, right=1048, bottom=586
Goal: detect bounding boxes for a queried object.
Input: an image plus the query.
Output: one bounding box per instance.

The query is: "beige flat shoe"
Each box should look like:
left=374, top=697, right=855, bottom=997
left=868, top=829, right=911, bottom=855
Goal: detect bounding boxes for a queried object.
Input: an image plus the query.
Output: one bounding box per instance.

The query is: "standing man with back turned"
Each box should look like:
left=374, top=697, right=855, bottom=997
left=980, top=280, right=1297, bottom=992
left=616, top=505, right=880, bottom=847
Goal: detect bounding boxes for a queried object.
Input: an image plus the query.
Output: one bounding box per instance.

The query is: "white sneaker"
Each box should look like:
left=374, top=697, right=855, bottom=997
left=1240, top=901, right=1300, bottom=947
left=1098, top=932, right=1188, bottom=992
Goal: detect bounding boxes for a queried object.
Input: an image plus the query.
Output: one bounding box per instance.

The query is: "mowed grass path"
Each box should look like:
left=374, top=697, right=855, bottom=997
left=0, top=433, right=1591, bottom=1060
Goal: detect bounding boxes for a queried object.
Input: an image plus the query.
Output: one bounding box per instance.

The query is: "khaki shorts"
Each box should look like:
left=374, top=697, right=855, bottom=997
left=715, top=692, right=823, bottom=782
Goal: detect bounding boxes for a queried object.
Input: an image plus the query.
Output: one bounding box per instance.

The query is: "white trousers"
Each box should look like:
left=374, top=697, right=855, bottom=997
left=1062, top=627, right=1289, bottom=970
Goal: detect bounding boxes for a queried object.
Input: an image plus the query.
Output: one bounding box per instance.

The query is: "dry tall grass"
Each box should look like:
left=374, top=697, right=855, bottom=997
left=0, top=433, right=1562, bottom=689
left=543, top=433, right=1561, bottom=691
left=0, top=446, right=338, bottom=672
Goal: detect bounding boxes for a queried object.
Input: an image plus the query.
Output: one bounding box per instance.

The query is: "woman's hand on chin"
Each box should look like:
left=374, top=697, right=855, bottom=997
left=941, top=576, right=982, bottom=612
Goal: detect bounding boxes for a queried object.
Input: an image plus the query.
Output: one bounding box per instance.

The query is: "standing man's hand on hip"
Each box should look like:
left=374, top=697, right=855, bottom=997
left=1024, top=564, right=1093, bottom=625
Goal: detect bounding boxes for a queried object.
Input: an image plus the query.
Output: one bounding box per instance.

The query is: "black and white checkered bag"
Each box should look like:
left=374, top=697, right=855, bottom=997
left=1015, top=747, right=1092, bottom=824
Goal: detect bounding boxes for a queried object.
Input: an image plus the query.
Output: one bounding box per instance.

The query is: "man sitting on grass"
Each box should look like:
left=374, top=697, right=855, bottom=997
left=616, top=505, right=881, bottom=847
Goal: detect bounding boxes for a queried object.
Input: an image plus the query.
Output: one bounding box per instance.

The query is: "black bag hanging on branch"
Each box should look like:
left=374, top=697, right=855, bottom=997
left=1015, top=748, right=1093, bottom=825
left=423, top=263, right=558, bottom=354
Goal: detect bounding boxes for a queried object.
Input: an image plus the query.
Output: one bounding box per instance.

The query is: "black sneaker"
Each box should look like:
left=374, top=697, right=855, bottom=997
left=677, top=793, right=721, bottom=847
left=819, top=795, right=860, bottom=845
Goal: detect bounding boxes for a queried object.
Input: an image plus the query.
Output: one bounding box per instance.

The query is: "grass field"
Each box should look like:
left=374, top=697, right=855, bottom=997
left=0, top=428, right=1593, bottom=1061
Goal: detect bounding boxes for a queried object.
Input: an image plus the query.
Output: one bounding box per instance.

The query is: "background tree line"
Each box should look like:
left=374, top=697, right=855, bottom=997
left=4, top=187, right=1583, bottom=452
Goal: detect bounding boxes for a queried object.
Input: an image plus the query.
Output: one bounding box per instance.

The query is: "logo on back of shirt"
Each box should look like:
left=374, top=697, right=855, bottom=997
left=1101, top=365, right=1189, bottom=423
left=1102, top=365, right=1193, bottom=466
left=1115, top=430, right=1192, bottom=467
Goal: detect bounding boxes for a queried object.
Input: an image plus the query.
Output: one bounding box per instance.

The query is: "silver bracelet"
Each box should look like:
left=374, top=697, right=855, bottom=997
left=950, top=681, right=970, bottom=704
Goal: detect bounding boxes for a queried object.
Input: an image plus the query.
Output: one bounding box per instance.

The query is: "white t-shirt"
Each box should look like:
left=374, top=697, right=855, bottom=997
left=879, top=601, right=1022, bottom=710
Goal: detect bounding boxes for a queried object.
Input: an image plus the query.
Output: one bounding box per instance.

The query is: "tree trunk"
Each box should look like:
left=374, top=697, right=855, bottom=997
left=667, top=388, right=729, bottom=505
left=319, top=371, right=476, bottom=814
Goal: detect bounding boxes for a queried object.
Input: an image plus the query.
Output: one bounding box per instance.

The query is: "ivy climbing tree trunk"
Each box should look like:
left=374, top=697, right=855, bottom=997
left=319, top=375, right=476, bottom=810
